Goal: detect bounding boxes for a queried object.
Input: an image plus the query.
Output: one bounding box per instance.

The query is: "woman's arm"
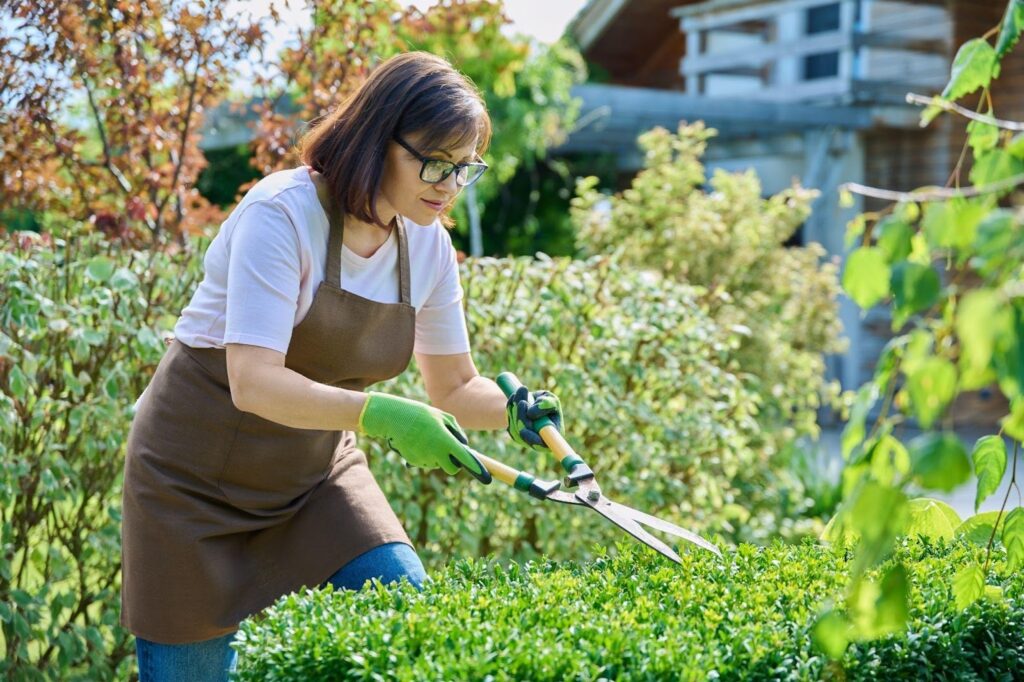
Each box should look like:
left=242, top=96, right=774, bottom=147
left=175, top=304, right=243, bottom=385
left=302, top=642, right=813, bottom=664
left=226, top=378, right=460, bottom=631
left=226, top=343, right=367, bottom=430
left=415, top=351, right=507, bottom=431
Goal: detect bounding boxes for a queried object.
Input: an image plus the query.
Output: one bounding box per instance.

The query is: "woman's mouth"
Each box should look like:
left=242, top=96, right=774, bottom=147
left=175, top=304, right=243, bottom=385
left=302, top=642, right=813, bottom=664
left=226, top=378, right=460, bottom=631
left=421, top=198, right=444, bottom=211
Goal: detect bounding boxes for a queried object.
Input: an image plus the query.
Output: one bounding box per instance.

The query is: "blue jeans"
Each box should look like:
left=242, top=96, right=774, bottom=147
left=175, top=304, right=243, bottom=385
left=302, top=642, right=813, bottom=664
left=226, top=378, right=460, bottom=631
left=133, top=542, right=427, bottom=681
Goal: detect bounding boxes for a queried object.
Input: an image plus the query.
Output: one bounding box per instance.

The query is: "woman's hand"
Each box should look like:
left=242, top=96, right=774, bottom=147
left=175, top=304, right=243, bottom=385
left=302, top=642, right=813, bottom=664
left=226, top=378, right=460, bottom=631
left=359, top=392, right=487, bottom=477
left=505, top=385, right=564, bottom=450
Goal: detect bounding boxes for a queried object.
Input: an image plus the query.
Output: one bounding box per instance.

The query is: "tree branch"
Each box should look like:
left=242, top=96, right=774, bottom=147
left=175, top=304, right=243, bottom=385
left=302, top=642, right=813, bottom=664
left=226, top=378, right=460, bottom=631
left=906, top=93, right=1024, bottom=131
left=80, top=76, right=132, bottom=193
left=840, top=172, right=1024, bottom=203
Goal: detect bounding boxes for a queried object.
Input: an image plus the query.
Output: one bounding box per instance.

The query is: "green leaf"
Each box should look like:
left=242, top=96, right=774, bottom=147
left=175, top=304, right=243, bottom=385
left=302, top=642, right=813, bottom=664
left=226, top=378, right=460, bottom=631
left=956, top=289, right=1011, bottom=389
left=871, top=434, right=911, bottom=486
left=843, top=247, right=891, bottom=310
left=906, top=498, right=961, bottom=540
left=842, top=383, right=880, bottom=459
left=1002, top=397, right=1024, bottom=441
left=953, top=563, right=985, bottom=610
left=955, top=511, right=1008, bottom=546
left=1004, top=507, right=1024, bottom=571
left=941, top=39, right=997, bottom=100
left=971, top=435, right=1007, bottom=512
left=8, top=364, right=28, bottom=400
left=876, top=217, right=913, bottom=263
left=874, top=563, right=910, bottom=634
left=923, top=198, right=987, bottom=250
left=844, top=214, right=867, bottom=250
left=969, top=149, right=1024, bottom=192
left=992, top=306, right=1024, bottom=400
left=812, top=609, right=850, bottom=660
left=85, top=256, right=115, bottom=283
left=904, top=357, right=956, bottom=428
left=996, top=0, right=1024, bottom=59
left=850, top=482, right=909, bottom=577
left=967, top=116, right=1000, bottom=157
left=1009, top=132, right=1024, bottom=159
left=891, top=262, right=940, bottom=326
left=909, top=432, right=971, bottom=492
left=919, top=95, right=946, bottom=127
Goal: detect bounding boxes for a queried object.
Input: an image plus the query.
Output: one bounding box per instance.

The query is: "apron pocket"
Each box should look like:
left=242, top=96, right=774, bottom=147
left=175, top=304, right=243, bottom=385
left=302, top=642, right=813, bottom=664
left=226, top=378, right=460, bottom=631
left=216, top=413, right=338, bottom=513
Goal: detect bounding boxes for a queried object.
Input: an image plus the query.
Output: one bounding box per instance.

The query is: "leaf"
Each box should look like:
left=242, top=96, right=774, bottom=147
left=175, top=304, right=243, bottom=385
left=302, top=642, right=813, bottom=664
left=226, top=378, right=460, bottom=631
left=992, top=306, right=1024, bottom=400
left=952, top=563, right=985, bottom=610
left=842, top=382, right=880, bottom=459
left=909, top=432, right=971, bottom=492
left=1004, top=507, right=1024, bottom=571
left=956, top=289, right=1011, bottom=389
left=1002, top=397, right=1024, bottom=441
left=1009, top=132, right=1024, bottom=159
left=876, top=217, right=913, bottom=263
left=850, top=482, right=909, bottom=577
left=922, top=198, right=987, bottom=250
left=871, top=434, right=911, bottom=486
left=8, top=364, right=28, bottom=400
left=891, top=262, right=940, bottom=326
left=906, top=498, right=961, bottom=540
left=967, top=116, right=1000, bottom=157
left=904, top=357, right=956, bottom=428
left=843, top=247, right=891, bottom=310
left=996, top=0, right=1024, bottom=59
left=812, top=609, right=850, bottom=660
left=955, top=511, right=1008, bottom=546
left=971, top=435, right=1007, bottom=512
left=969, top=149, right=1024, bottom=192
left=85, top=256, right=115, bottom=283
left=874, top=563, right=909, bottom=634
left=941, top=39, right=997, bottom=100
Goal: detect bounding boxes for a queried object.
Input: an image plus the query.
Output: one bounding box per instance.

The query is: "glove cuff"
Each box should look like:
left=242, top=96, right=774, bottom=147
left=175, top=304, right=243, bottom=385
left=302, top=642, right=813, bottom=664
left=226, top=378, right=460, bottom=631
left=356, top=392, right=375, bottom=435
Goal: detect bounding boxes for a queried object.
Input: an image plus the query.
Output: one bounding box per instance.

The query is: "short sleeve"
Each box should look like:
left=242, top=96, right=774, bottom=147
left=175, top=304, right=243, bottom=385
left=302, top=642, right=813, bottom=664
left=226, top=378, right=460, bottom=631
left=223, top=200, right=302, bottom=354
left=414, top=230, right=471, bottom=355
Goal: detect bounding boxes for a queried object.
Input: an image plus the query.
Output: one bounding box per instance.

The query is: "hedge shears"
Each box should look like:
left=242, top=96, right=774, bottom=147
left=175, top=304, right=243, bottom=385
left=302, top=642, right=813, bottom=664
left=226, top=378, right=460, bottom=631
left=460, top=372, right=721, bottom=565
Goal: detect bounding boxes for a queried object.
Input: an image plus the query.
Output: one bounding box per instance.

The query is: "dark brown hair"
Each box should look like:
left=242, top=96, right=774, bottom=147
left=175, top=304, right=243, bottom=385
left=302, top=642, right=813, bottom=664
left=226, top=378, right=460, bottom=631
left=298, top=51, right=492, bottom=229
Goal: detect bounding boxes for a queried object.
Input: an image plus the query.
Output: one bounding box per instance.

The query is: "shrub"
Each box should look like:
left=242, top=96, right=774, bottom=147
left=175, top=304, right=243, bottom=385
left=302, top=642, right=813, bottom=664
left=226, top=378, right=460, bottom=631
left=0, top=230, right=196, bottom=678
left=232, top=538, right=1024, bottom=680
left=0, top=231, right=818, bottom=676
left=571, top=122, right=847, bottom=447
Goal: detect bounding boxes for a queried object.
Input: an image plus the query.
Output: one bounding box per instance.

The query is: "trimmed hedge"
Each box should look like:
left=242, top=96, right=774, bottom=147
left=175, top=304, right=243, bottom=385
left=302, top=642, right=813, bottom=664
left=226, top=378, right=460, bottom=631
left=232, top=538, right=1024, bottom=680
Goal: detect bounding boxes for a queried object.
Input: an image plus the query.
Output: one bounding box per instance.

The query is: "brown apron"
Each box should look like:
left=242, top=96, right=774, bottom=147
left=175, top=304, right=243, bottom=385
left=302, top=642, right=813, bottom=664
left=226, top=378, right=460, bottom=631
left=120, top=201, right=416, bottom=644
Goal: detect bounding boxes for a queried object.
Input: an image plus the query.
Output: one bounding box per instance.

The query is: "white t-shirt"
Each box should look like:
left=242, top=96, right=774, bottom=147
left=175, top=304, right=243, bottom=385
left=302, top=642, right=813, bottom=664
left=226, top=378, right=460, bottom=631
left=172, top=165, right=471, bottom=356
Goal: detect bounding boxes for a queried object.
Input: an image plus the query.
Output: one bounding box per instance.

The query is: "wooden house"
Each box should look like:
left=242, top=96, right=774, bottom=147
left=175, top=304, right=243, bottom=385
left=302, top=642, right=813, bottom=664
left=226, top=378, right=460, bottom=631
left=563, top=0, right=1023, bottom=426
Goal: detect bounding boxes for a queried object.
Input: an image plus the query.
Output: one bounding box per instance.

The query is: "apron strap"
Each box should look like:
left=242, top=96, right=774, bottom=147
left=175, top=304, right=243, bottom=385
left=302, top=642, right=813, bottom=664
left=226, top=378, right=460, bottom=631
left=395, top=216, right=412, bottom=306
left=325, top=197, right=411, bottom=307
left=325, top=196, right=344, bottom=288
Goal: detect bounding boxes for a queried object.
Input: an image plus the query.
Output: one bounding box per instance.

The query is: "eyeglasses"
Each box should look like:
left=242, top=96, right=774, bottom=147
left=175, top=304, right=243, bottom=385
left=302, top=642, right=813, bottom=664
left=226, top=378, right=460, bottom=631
left=393, top=135, right=488, bottom=188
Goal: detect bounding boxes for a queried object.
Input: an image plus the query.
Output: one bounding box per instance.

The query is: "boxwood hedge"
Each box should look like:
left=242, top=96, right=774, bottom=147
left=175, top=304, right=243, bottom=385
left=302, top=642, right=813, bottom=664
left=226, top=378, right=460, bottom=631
left=232, top=538, right=1023, bottom=680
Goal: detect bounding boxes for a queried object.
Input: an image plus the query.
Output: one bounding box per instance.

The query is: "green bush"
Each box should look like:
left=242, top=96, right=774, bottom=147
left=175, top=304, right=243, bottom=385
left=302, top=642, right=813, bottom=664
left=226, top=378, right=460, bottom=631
left=572, top=122, right=847, bottom=447
left=1, top=230, right=197, bottom=678
left=232, top=538, right=1024, bottom=680
left=371, top=253, right=820, bottom=569
left=1, top=229, right=822, bottom=677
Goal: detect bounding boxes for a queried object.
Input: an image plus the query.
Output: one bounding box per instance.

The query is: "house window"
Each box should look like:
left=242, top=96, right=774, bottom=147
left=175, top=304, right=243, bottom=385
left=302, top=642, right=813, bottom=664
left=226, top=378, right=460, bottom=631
left=804, top=52, right=840, bottom=79
left=806, top=3, right=841, bottom=34
left=804, top=4, right=841, bottom=80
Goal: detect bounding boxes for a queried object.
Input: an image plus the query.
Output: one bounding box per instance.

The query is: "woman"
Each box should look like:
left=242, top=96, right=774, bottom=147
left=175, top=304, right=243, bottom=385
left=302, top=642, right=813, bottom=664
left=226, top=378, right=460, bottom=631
left=121, top=51, right=564, bottom=681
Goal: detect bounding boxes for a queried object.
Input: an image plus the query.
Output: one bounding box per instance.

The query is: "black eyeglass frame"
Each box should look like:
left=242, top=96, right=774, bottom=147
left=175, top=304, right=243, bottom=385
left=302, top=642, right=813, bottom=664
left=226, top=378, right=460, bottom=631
left=393, top=135, right=489, bottom=188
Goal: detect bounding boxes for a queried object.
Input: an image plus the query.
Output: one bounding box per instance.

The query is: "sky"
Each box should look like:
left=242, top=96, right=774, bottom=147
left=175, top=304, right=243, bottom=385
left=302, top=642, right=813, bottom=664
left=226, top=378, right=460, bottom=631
left=224, top=0, right=589, bottom=94
left=247, top=0, right=588, bottom=55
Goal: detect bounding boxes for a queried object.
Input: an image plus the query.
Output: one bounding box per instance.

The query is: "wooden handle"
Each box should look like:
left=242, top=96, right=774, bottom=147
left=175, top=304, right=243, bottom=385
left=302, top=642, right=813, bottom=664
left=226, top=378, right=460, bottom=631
left=472, top=451, right=520, bottom=487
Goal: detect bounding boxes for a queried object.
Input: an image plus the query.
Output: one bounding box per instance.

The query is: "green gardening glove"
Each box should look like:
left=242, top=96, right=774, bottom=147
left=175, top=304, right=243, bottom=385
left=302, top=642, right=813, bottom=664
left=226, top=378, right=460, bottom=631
left=359, top=392, right=488, bottom=479
left=505, top=385, right=564, bottom=450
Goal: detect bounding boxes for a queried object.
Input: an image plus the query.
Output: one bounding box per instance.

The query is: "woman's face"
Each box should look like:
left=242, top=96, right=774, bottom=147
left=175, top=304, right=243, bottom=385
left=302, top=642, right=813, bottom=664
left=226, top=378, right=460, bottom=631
left=378, top=131, right=479, bottom=226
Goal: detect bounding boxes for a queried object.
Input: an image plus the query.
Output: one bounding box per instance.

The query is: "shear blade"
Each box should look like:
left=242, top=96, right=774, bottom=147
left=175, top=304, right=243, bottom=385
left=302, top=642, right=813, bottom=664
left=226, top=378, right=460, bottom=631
left=605, top=500, right=722, bottom=557
left=579, top=493, right=684, bottom=566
